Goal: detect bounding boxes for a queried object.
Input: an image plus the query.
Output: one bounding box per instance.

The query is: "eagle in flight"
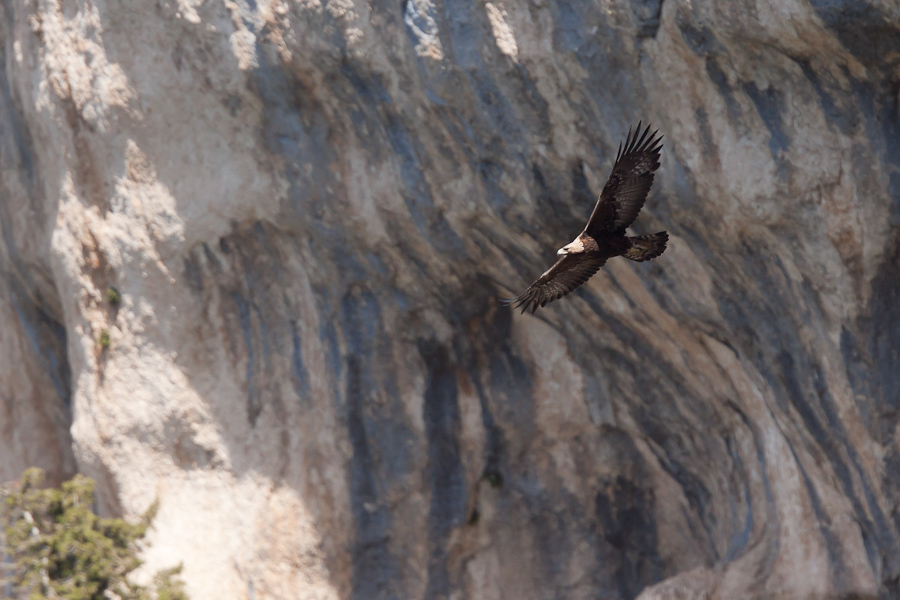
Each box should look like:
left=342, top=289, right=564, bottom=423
left=503, top=123, right=668, bottom=314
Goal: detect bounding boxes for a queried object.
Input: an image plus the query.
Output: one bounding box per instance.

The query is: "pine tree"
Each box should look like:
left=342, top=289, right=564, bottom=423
left=1, top=468, right=187, bottom=600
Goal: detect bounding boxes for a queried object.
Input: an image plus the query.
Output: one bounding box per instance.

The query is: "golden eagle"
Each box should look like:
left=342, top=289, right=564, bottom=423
left=503, top=123, right=668, bottom=314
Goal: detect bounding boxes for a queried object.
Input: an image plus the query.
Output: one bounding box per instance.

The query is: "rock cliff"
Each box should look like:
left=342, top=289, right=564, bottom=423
left=1, top=0, right=899, bottom=598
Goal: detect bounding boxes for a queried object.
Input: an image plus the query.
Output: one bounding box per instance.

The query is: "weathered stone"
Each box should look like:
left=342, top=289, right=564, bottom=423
left=1, top=0, right=899, bottom=598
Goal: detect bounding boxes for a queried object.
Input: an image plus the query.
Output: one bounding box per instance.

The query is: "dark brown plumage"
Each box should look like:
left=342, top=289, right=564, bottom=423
left=503, top=123, right=669, bottom=314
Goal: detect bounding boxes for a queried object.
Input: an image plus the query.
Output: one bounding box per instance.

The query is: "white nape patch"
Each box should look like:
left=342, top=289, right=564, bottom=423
left=404, top=0, right=444, bottom=61
left=485, top=3, right=518, bottom=62
left=560, top=238, right=583, bottom=255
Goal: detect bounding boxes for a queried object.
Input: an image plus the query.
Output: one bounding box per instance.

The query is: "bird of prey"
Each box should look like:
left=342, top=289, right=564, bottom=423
left=503, top=123, right=668, bottom=314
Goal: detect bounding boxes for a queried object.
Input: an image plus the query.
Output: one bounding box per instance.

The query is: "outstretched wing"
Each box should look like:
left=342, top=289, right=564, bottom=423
left=502, top=253, right=606, bottom=314
left=585, top=122, right=663, bottom=236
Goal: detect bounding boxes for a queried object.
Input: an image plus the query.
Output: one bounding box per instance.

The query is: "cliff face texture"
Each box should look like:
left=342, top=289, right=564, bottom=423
left=1, top=0, right=899, bottom=598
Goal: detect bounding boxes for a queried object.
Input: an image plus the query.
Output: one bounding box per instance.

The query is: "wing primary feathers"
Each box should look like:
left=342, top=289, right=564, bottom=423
left=623, top=121, right=661, bottom=158
left=627, top=121, right=653, bottom=156
left=501, top=254, right=606, bottom=314
left=627, top=122, right=639, bottom=153
left=585, top=121, right=664, bottom=234
left=628, top=121, right=642, bottom=153
left=635, top=122, right=651, bottom=152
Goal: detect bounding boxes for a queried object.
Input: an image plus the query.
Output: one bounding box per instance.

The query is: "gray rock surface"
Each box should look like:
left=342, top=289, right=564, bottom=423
left=1, top=0, right=899, bottom=598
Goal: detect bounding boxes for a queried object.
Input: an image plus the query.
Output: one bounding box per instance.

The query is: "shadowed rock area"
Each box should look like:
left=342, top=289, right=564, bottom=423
left=1, top=0, right=899, bottom=598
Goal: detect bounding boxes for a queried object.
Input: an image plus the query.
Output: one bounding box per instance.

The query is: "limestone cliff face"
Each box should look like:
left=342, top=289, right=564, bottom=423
left=1, top=0, right=899, bottom=598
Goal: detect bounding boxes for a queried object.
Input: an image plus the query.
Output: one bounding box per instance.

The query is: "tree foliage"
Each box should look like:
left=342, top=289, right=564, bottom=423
left=1, top=468, right=187, bottom=600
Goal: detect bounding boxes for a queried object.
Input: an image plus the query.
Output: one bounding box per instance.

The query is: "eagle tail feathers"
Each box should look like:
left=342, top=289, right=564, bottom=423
left=624, top=231, right=668, bottom=262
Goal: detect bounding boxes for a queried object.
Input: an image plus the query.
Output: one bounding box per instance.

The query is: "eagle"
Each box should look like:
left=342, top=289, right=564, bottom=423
left=503, top=123, right=668, bottom=314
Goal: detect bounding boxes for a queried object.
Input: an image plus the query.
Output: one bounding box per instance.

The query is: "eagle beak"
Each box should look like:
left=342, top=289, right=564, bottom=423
left=557, top=248, right=568, bottom=256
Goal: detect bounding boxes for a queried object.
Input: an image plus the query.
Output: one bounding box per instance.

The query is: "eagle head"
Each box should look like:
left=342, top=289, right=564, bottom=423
left=557, top=238, right=585, bottom=256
